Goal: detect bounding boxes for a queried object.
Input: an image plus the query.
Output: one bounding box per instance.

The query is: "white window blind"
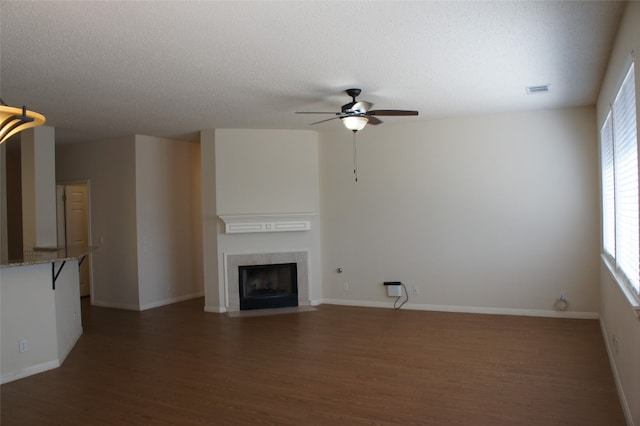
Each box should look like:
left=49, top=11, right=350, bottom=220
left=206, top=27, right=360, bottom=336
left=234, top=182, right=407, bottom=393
left=602, top=61, right=639, bottom=295
left=601, top=112, right=615, bottom=257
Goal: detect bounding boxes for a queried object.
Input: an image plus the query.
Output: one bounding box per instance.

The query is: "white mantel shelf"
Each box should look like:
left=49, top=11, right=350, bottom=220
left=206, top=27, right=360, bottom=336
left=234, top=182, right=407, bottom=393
left=218, top=213, right=316, bottom=234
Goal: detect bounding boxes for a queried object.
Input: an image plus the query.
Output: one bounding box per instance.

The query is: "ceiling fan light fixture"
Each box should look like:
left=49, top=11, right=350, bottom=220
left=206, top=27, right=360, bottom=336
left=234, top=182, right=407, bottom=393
left=341, top=115, right=368, bottom=131
left=0, top=103, right=46, bottom=144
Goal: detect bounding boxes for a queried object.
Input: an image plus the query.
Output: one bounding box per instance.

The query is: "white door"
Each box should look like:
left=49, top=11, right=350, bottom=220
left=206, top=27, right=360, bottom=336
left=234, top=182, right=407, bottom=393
left=61, top=184, right=91, bottom=297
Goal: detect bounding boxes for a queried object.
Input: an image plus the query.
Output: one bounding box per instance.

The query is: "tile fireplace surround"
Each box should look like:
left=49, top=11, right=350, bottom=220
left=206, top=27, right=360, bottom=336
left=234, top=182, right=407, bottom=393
left=224, top=251, right=310, bottom=312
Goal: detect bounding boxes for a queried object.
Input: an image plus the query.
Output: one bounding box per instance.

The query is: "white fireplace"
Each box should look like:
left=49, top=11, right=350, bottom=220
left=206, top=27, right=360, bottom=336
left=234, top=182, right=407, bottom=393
left=201, top=129, right=321, bottom=314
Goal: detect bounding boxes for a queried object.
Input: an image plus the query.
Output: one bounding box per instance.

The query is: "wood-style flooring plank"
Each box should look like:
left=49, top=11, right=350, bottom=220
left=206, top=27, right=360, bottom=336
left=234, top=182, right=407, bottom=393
left=1, top=298, right=626, bottom=425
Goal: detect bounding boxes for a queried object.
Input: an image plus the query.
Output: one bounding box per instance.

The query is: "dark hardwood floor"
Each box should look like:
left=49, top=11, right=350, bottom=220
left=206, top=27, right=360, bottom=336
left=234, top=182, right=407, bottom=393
left=1, top=298, right=626, bottom=425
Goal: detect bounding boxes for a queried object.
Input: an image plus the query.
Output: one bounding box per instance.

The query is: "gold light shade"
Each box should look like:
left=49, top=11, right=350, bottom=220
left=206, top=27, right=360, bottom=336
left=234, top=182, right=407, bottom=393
left=0, top=105, right=46, bottom=144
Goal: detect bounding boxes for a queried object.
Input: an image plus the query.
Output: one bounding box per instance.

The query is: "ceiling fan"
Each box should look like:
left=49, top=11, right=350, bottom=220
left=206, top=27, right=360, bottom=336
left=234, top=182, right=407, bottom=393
left=296, top=88, right=418, bottom=132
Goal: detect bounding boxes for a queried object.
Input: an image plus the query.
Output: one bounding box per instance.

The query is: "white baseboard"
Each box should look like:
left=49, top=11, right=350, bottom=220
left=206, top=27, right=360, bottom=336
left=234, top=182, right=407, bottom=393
left=92, top=292, right=205, bottom=311
left=600, top=320, right=635, bottom=426
left=139, top=291, right=205, bottom=311
left=91, top=300, right=140, bottom=311
left=204, top=305, right=227, bottom=313
left=1, top=360, right=60, bottom=385
left=319, top=298, right=600, bottom=319
left=321, top=299, right=390, bottom=309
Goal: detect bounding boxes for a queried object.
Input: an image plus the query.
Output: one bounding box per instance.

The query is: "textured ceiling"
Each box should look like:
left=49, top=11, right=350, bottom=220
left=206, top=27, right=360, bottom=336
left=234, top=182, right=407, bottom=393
left=0, top=1, right=627, bottom=144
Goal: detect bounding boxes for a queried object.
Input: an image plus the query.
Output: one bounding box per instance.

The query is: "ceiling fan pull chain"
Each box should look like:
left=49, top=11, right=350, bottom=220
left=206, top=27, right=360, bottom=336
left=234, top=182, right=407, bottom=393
left=352, top=130, right=358, bottom=182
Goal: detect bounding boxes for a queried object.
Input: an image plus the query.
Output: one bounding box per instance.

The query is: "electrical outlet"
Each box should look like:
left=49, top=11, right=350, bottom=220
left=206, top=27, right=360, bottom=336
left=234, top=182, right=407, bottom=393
left=413, top=285, right=420, bottom=295
left=343, top=282, right=349, bottom=292
left=612, top=334, right=620, bottom=355
left=19, top=339, right=28, bottom=353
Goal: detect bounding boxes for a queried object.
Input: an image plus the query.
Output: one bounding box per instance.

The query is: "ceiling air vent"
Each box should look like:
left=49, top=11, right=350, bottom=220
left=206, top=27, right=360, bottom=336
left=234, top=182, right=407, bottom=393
left=526, top=84, right=550, bottom=94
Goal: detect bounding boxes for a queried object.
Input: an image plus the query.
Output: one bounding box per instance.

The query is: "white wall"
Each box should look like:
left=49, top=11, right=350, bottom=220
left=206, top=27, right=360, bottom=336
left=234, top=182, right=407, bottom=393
left=21, top=127, right=57, bottom=248
left=57, top=135, right=203, bottom=311
left=320, top=107, right=600, bottom=317
left=201, top=129, right=321, bottom=312
left=0, top=260, right=81, bottom=384
left=200, top=130, right=220, bottom=309
left=215, top=129, right=319, bottom=215
left=596, top=2, right=640, bottom=425
left=54, top=259, right=82, bottom=363
left=56, top=136, right=140, bottom=309
left=135, top=135, right=203, bottom=309
left=1, top=264, right=58, bottom=382
left=600, top=268, right=640, bottom=426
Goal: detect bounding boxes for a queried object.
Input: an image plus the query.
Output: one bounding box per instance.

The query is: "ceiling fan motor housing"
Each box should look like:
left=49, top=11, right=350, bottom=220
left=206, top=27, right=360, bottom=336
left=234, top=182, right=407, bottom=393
left=346, top=88, right=362, bottom=99
left=342, top=88, right=363, bottom=113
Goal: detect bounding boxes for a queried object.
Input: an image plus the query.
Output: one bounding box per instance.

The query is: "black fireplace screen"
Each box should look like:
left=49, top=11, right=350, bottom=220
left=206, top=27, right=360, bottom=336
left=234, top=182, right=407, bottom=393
left=238, top=263, right=298, bottom=310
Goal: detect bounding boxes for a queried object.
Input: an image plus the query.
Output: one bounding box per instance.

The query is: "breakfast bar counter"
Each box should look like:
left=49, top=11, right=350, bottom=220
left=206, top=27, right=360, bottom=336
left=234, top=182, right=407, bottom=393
left=0, top=247, right=90, bottom=384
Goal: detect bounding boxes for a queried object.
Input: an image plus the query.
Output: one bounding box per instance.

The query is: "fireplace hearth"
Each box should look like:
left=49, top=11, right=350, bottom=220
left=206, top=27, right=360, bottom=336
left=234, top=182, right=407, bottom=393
left=239, top=262, right=298, bottom=310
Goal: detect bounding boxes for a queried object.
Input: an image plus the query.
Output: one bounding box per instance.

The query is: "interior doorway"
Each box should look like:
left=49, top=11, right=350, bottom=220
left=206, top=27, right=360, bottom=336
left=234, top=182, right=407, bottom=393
left=56, top=182, right=92, bottom=297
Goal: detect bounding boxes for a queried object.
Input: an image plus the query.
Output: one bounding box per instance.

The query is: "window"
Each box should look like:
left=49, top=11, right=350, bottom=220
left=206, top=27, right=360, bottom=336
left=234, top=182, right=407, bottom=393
left=600, top=61, right=640, bottom=297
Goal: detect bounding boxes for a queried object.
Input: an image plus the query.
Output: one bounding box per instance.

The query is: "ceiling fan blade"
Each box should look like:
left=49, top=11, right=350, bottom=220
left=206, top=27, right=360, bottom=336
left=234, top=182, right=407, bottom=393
left=366, top=115, right=383, bottom=125
left=309, top=116, right=341, bottom=126
left=296, top=89, right=417, bottom=129
left=295, top=111, right=340, bottom=115
left=367, top=110, right=419, bottom=116
left=353, top=101, right=373, bottom=112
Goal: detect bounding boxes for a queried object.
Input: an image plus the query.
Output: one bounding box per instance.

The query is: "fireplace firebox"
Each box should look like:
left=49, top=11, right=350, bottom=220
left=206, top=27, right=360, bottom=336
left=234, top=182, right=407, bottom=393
left=239, top=263, right=298, bottom=310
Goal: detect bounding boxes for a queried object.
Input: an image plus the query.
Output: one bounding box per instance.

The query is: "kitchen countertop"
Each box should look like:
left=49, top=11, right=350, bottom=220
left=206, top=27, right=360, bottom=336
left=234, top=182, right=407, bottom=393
left=1, top=246, right=94, bottom=269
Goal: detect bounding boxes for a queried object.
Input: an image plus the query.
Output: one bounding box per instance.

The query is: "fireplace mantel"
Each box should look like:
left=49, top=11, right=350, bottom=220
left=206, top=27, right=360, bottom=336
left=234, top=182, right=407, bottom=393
left=218, top=213, right=316, bottom=234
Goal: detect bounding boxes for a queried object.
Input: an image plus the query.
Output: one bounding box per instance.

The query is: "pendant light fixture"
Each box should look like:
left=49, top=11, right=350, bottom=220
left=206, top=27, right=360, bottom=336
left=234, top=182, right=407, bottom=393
left=0, top=1, right=46, bottom=146
left=0, top=99, right=46, bottom=144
